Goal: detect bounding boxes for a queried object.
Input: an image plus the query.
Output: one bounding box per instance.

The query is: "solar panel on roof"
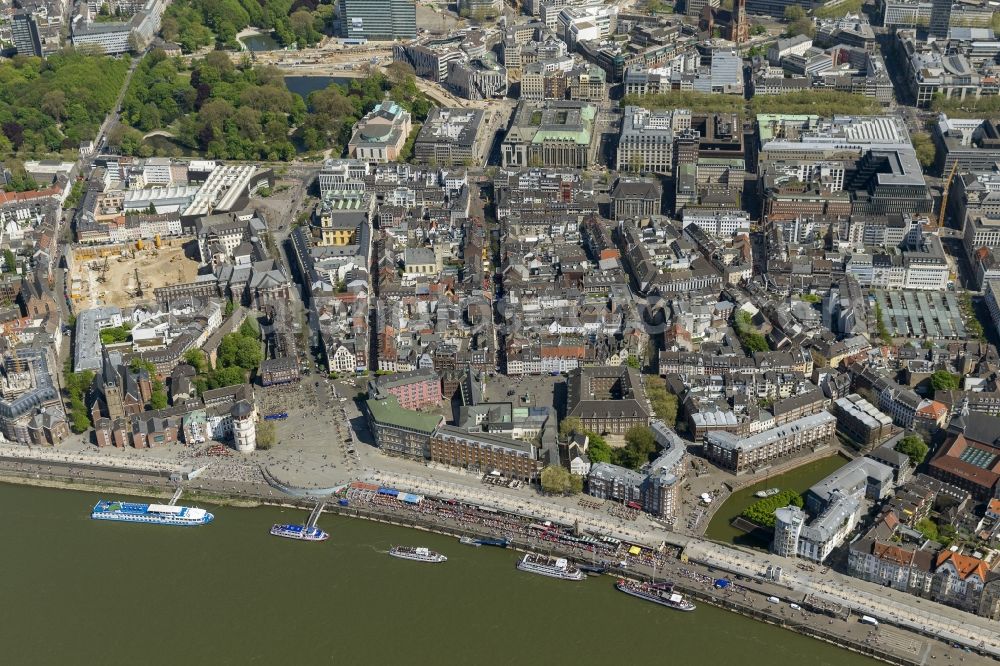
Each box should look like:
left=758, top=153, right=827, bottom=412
left=959, top=447, right=998, bottom=470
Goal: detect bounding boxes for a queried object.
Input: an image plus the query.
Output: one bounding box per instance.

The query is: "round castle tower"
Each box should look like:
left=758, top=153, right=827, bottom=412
left=231, top=400, right=256, bottom=453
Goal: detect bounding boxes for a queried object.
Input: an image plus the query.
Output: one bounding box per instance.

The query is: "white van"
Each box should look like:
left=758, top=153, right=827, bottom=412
left=766, top=596, right=780, bottom=603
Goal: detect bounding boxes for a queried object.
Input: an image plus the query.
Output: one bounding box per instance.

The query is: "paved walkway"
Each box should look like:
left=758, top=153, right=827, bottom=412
left=685, top=541, right=1000, bottom=659
left=363, top=462, right=1000, bottom=659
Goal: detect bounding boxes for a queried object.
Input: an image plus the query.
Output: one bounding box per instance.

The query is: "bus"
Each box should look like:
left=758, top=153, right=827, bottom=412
left=342, top=38, right=368, bottom=45
left=860, top=615, right=879, bottom=626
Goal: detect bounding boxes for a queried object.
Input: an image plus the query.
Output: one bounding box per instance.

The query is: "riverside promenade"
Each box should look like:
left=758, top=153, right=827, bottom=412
left=0, top=450, right=997, bottom=664
left=365, top=468, right=1000, bottom=663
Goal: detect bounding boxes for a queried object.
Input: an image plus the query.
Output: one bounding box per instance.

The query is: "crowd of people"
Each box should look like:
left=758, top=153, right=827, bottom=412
left=343, top=483, right=671, bottom=567
left=609, top=504, right=640, bottom=521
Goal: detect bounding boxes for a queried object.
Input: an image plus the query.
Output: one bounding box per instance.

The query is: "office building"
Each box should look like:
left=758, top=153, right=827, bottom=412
left=929, top=411, right=1000, bottom=500
left=929, top=0, right=951, bottom=38
left=430, top=425, right=544, bottom=481
left=565, top=366, right=651, bottom=434
left=833, top=394, right=895, bottom=446
left=12, top=12, right=43, bottom=57
left=413, top=107, right=488, bottom=166
left=370, top=368, right=442, bottom=411
left=458, top=0, right=501, bottom=18
left=610, top=178, right=662, bottom=219
left=502, top=100, right=598, bottom=169
left=704, top=411, right=836, bottom=474
left=339, top=0, right=417, bottom=40
left=365, top=394, right=444, bottom=460
left=772, top=492, right=861, bottom=562
left=617, top=107, right=675, bottom=174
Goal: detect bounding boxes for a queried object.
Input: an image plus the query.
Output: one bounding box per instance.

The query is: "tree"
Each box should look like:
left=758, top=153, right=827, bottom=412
left=130, top=357, right=156, bottom=376
left=150, top=379, right=168, bottom=409
left=386, top=61, right=416, bottom=87
left=586, top=433, right=613, bottom=464
left=783, top=4, right=806, bottom=21
left=895, top=434, right=929, bottom=467
left=911, top=131, right=936, bottom=170
left=540, top=465, right=578, bottom=494
left=66, top=370, right=95, bottom=433
left=206, top=366, right=246, bottom=389
left=183, top=348, right=208, bottom=374
left=217, top=332, right=262, bottom=371
left=41, top=90, right=67, bottom=123
left=625, top=354, right=641, bottom=369
left=615, top=425, right=658, bottom=470
left=930, top=370, right=960, bottom=392
left=256, top=420, right=276, bottom=449
left=735, top=310, right=770, bottom=352
left=559, top=416, right=584, bottom=439
left=646, top=377, right=679, bottom=426
left=2, top=249, right=16, bottom=273
left=741, top=490, right=803, bottom=527
left=238, top=316, right=259, bottom=340
left=787, top=17, right=815, bottom=38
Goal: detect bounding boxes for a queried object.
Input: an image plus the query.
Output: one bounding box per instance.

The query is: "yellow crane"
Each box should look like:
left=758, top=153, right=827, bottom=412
left=939, top=159, right=960, bottom=229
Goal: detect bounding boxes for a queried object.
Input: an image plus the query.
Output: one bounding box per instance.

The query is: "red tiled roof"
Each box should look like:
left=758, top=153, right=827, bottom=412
left=874, top=542, right=914, bottom=567
left=0, top=185, right=61, bottom=206
left=935, top=551, right=989, bottom=582
left=916, top=400, right=947, bottom=419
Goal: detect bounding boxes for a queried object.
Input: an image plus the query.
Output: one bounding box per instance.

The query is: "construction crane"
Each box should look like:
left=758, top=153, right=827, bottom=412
left=939, top=159, right=960, bottom=229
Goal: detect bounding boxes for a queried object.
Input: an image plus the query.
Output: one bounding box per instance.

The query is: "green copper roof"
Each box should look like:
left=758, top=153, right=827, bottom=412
left=366, top=395, right=441, bottom=433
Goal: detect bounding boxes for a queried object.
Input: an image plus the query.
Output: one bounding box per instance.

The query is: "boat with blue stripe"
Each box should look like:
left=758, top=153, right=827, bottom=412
left=91, top=500, right=213, bottom=526
left=270, top=524, right=329, bottom=541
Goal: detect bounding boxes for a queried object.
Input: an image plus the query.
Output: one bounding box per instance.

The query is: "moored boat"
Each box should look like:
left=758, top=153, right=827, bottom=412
left=389, top=546, right=447, bottom=563
left=516, top=553, right=585, bottom=581
left=616, top=579, right=696, bottom=611
left=459, top=536, right=481, bottom=547
left=91, top=500, right=213, bottom=526
left=270, top=524, right=329, bottom=541
left=754, top=488, right=780, bottom=498
left=578, top=563, right=606, bottom=576
left=475, top=536, right=510, bottom=548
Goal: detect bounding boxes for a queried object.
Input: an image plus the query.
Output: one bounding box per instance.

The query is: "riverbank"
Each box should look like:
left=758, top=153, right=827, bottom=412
left=0, top=472, right=261, bottom=508
left=0, top=464, right=988, bottom=665
left=0, top=482, right=877, bottom=666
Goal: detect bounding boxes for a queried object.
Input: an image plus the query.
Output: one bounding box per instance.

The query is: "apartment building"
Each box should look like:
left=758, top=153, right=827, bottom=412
left=704, top=411, right=836, bottom=474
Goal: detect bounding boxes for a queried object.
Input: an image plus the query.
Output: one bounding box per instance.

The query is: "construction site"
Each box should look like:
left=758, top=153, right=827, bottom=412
left=68, top=237, right=201, bottom=310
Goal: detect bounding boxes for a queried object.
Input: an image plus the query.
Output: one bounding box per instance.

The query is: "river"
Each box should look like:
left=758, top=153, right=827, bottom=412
left=0, top=483, right=875, bottom=665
